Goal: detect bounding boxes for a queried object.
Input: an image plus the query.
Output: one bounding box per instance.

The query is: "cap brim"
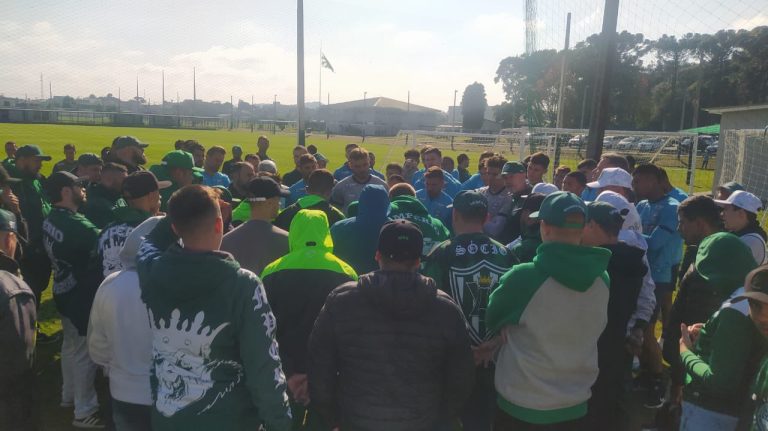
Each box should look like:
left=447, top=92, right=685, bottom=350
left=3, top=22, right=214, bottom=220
left=73, top=176, right=90, bottom=184
left=734, top=291, right=768, bottom=304
left=138, top=143, right=149, bottom=148
left=713, top=199, right=730, bottom=206
left=37, top=155, right=53, bottom=161
left=279, top=189, right=291, bottom=198
left=528, top=211, right=540, bottom=220
left=157, top=180, right=172, bottom=190
left=586, top=181, right=602, bottom=189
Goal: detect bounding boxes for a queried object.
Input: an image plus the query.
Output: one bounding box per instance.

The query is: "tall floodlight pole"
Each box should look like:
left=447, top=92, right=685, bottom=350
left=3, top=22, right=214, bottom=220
left=586, top=0, right=620, bottom=161
left=162, top=70, right=165, bottom=112
left=193, top=67, right=197, bottom=102
left=274, top=94, right=278, bottom=134
left=118, top=87, right=121, bottom=112
left=553, top=12, right=572, bottom=179
left=297, top=0, right=306, bottom=146
left=451, top=90, right=457, bottom=131
left=40, top=73, right=44, bottom=100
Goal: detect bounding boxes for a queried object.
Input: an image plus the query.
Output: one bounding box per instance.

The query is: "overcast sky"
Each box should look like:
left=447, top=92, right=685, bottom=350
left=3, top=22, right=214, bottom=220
left=1, top=0, right=766, bottom=111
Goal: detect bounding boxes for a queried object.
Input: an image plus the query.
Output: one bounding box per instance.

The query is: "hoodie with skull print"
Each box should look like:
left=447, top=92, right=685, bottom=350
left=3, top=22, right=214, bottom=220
left=136, top=216, right=292, bottom=431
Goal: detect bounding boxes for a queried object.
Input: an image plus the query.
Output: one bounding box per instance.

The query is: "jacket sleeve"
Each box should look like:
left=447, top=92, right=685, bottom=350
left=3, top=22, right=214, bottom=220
left=0, top=291, right=37, bottom=379
left=420, top=246, right=445, bottom=292
left=486, top=267, right=542, bottom=335
left=627, top=255, right=656, bottom=333
left=644, top=204, right=679, bottom=251
left=680, top=308, right=756, bottom=397
left=87, top=282, right=111, bottom=370
left=238, top=273, right=292, bottom=431
left=308, top=290, right=341, bottom=428
left=440, top=301, right=476, bottom=417
left=136, top=216, right=177, bottom=288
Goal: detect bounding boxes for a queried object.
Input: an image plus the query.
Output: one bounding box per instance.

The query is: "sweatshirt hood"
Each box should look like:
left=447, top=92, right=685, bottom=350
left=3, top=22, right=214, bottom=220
left=356, top=185, right=390, bottom=225
left=358, top=271, right=437, bottom=317
left=533, top=242, right=611, bottom=291
left=120, top=216, right=162, bottom=269
left=288, top=209, right=333, bottom=252
left=695, top=232, right=757, bottom=295
left=297, top=194, right=325, bottom=209
left=603, top=242, right=647, bottom=279
left=388, top=195, right=430, bottom=217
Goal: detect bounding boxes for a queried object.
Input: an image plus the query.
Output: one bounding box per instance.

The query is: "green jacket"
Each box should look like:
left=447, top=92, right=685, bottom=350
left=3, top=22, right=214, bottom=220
left=509, top=224, right=542, bottom=264
left=97, top=206, right=153, bottom=277
left=42, top=207, right=101, bottom=335
left=750, top=355, right=768, bottom=430
left=388, top=195, right=450, bottom=257
left=487, top=242, right=611, bottom=424
left=262, top=210, right=357, bottom=376
left=137, top=217, right=292, bottom=431
left=9, top=168, right=50, bottom=249
left=422, top=232, right=518, bottom=345
left=681, top=287, right=767, bottom=417
left=83, top=183, right=127, bottom=229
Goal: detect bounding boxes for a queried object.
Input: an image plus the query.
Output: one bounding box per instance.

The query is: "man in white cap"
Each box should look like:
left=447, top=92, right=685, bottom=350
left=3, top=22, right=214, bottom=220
left=587, top=167, right=633, bottom=201
left=715, top=190, right=767, bottom=264
left=531, top=182, right=559, bottom=196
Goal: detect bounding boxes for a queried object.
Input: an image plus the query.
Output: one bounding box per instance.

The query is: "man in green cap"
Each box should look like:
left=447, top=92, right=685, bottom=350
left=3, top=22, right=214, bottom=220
left=151, top=150, right=199, bottom=212
left=42, top=171, right=105, bottom=428
left=422, top=189, right=518, bottom=430
left=388, top=183, right=449, bottom=258
left=10, top=145, right=52, bottom=306
left=497, top=160, right=533, bottom=245
left=106, top=136, right=148, bottom=174
left=0, top=208, right=38, bottom=431
left=82, top=162, right=128, bottom=228
left=487, top=191, right=611, bottom=429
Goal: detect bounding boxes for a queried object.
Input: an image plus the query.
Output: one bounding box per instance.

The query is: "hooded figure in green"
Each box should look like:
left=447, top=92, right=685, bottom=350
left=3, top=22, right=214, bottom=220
left=261, top=209, right=357, bottom=430
left=388, top=195, right=450, bottom=257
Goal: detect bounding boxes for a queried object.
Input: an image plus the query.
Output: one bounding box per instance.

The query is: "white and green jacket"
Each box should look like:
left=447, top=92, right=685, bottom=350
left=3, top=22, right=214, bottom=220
left=487, top=241, right=611, bottom=425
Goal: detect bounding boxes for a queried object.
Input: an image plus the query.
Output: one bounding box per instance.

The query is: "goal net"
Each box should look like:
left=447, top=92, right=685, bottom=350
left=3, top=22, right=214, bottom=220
left=718, top=129, right=768, bottom=203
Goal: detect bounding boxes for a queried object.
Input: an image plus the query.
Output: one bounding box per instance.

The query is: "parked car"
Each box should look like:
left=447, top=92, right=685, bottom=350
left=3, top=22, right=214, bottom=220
left=637, top=137, right=664, bottom=152
left=706, top=143, right=718, bottom=155
left=602, top=136, right=624, bottom=149
left=615, top=136, right=640, bottom=150
left=568, top=134, right=588, bottom=148
left=681, top=135, right=716, bottom=153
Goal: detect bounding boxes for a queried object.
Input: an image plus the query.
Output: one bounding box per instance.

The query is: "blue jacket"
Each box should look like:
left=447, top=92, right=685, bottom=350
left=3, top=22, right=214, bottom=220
left=412, top=169, right=462, bottom=198
left=581, top=186, right=599, bottom=202
left=201, top=171, right=231, bottom=187
left=371, top=168, right=385, bottom=180
left=461, top=173, right=484, bottom=191
left=668, top=187, right=688, bottom=205
left=330, top=185, right=390, bottom=275
left=637, top=195, right=683, bottom=284
left=286, top=179, right=307, bottom=206
left=416, top=188, right=453, bottom=227
left=333, top=163, right=353, bottom=181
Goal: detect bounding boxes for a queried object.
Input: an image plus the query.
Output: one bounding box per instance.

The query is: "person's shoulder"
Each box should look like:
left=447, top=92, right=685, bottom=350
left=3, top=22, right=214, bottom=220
left=270, top=224, right=289, bottom=238
left=0, top=269, right=33, bottom=301
left=370, top=175, right=387, bottom=186
left=324, top=280, right=361, bottom=307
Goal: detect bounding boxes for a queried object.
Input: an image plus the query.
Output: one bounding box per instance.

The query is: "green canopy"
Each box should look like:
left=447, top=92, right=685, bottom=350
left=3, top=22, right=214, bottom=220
left=681, top=124, right=720, bottom=135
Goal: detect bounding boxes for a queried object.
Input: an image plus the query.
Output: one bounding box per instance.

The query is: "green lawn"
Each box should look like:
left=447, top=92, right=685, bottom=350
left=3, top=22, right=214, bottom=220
left=0, top=122, right=718, bottom=429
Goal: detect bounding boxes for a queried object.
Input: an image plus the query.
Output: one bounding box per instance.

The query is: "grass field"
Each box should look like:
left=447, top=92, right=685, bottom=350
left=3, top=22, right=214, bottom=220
left=0, top=122, right=714, bottom=429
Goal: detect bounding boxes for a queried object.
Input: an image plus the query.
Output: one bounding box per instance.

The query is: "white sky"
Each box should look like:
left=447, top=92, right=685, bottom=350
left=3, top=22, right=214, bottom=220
left=1, top=0, right=766, bottom=111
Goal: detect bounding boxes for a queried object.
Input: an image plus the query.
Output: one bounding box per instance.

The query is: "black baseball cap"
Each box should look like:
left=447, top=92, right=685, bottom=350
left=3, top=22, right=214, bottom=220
left=44, top=171, right=88, bottom=199
left=246, top=177, right=291, bottom=202
left=452, top=190, right=488, bottom=218
left=521, top=193, right=546, bottom=212
left=77, top=153, right=103, bottom=167
left=377, top=220, right=423, bottom=262
left=122, top=171, right=171, bottom=200
left=16, top=145, right=52, bottom=161
left=112, top=136, right=148, bottom=150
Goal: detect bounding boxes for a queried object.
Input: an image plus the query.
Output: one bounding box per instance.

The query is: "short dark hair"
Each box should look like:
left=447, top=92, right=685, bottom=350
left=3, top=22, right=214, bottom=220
left=345, top=143, right=359, bottom=152
left=633, top=163, right=664, bottom=180
left=306, top=169, right=335, bottom=195
left=349, top=148, right=369, bottom=162
left=231, top=161, right=253, bottom=175
left=307, top=144, right=318, bottom=155
left=565, top=171, right=587, bottom=185
left=424, top=166, right=444, bottom=181
left=601, top=153, right=629, bottom=171
left=64, top=143, right=76, bottom=151
left=184, top=140, right=205, bottom=153
left=387, top=174, right=406, bottom=185
left=174, top=140, right=186, bottom=150
left=244, top=154, right=260, bottom=165
left=529, top=152, right=550, bottom=169
left=206, top=146, right=226, bottom=157
left=102, top=162, right=128, bottom=174
left=555, top=165, right=572, bottom=175
left=423, top=147, right=442, bottom=158
left=457, top=153, right=469, bottom=164
left=385, top=163, right=403, bottom=175
left=298, top=154, right=317, bottom=166
left=678, top=195, right=722, bottom=229
left=577, top=159, right=598, bottom=170
left=168, top=185, right=220, bottom=238
left=485, top=155, right=507, bottom=171
left=293, top=145, right=308, bottom=154
left=389, top=183, right=416, bottom=199
left=404, top=149, right=420, bottom=160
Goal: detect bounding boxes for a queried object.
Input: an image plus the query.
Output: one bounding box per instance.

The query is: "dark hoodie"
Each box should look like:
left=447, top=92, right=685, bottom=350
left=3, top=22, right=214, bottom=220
left=272, top=194, right=345, bottom=232
left=261, top=209, right=357, bottom=376
left=330, top=185, right=389, bottom=275
left=308, top=271, right=475, bottom=431
left=136, top=217, right=292, bottom=431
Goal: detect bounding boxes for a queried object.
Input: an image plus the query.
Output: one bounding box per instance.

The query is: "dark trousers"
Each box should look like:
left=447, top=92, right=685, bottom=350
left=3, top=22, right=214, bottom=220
left=0, top=370, right=39, bottom=431
left=461, top=365, right=496, bottom=431
left=586, top=346, right=632, bottom=431
left=19, top=248, right=51, bottom=307
left=112, top=398, right=152, bottom=431
left=494, top=407, right=585, bottom=431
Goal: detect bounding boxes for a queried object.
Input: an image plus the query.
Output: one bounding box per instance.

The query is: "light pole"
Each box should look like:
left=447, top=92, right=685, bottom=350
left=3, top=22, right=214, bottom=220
left=273, top=94, right=278, bottom=134
left=451, top=89, right=458, bottom=150
left=297, top=0, right=306, bottom=146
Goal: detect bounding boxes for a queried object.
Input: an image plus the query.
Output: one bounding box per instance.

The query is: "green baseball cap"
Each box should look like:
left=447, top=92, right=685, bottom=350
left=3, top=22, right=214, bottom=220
left=586, top=201, right=627, bottom=231
left=501, top=161, right=526, bottom=176
left=161, top=150, right=201, bottom=171
left=529, top=191, right=587, bottom=228
left=452, top=190, right=488, bottom=218
left=0, top=209, right=21, bottom=236
left=15, top=145, right=52, bottom=161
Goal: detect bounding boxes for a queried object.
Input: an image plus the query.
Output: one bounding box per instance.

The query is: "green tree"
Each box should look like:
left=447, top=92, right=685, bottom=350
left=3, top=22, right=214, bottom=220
left=461, top=82, right=488, bottom=131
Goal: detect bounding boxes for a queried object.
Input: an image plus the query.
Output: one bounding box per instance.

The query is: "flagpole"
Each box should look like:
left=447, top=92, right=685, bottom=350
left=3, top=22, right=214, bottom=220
left=319, top=42, right=322, bottom=107
left=297, top=0, right=306, bottom=146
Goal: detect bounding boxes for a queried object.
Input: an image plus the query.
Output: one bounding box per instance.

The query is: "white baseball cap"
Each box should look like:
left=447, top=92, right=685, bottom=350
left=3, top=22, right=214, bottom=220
left=587, top=167, right=633, bottom=190
left=596, top=190, right=643, bottom=233
left=714, top=190, right=762, bottom=214
left=531, top=182, right=559, bottom=196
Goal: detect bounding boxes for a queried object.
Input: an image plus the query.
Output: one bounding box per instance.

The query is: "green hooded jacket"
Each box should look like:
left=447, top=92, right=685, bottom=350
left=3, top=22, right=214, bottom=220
left=82, top=183, right=127, bottom=229
left=486, top=241, right=611, bottom=424
left=97, top=206, right=153, bottom=277
left=137, top=217, right=292, bottom=431
left=388, top=195, right=450, bottom=257
left=9, top=166, right=50, bottom=249
left=509, top=224, right=542, bottom=264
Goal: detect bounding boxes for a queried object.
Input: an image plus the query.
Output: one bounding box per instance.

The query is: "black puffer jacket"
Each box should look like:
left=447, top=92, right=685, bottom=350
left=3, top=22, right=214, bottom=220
left=308, top=271, right=475, bottom=431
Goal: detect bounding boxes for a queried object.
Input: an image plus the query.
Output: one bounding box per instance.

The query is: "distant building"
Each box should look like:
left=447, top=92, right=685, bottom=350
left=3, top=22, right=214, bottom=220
left=320, top=97, right=445, bottom=136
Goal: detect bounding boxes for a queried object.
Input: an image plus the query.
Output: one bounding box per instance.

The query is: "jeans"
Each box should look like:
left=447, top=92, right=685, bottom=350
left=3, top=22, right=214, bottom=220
left=460, top=365, right=496, bottom=431
left=61, top=317, right=99, bottom=419
left=680, top=401, right=738, bottom=431
left=112, top=398, right=151, bottom=431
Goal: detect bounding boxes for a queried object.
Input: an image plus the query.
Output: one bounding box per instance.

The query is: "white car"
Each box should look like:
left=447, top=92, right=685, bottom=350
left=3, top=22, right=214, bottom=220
left=616, top=137, right=639, bottom=150
left=637, top=138, right=663, bottom=152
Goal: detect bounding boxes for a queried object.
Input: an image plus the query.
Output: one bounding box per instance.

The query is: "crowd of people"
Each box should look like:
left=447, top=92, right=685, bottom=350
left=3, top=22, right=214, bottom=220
left=1, top=134, right=767, bottom=431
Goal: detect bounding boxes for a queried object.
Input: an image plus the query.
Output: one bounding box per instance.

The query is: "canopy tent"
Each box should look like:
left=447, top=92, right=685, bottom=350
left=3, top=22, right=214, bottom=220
left=681, top=124, right=720, bottom=135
